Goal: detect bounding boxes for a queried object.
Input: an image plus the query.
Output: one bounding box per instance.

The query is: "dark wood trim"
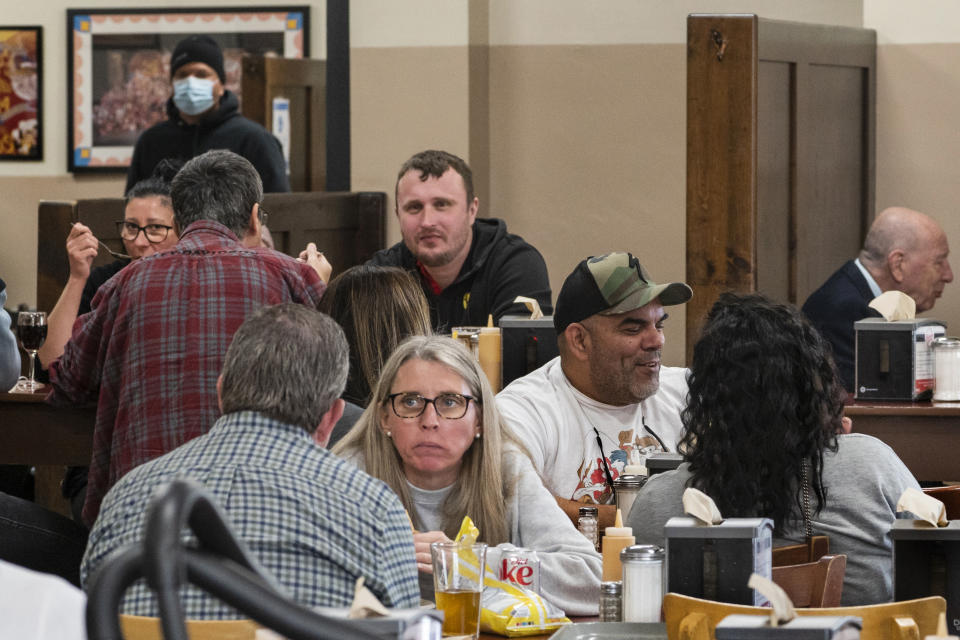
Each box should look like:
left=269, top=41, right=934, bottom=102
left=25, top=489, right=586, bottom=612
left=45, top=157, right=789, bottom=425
left=685, top=14, right=876, bottom=361
left=846, top=401, right=960, bottom=481
left=326, top=0, right=351, bottom=191
left=242, top=56, right=327, bottom=191
left=685, top=14, right=759, bottom=352
left=0, top=392, right=93, bottom=465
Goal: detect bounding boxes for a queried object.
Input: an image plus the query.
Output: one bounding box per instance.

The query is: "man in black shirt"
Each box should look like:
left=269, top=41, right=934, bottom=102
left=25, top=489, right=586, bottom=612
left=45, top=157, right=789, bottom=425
left=369, top=150, right=552, bottom=332
left=125, top=35, right=289, bottom=194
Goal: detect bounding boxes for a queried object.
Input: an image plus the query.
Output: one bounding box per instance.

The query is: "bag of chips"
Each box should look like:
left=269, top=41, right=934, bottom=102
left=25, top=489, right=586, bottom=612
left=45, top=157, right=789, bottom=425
left=453, top=517, right=571, bottom=637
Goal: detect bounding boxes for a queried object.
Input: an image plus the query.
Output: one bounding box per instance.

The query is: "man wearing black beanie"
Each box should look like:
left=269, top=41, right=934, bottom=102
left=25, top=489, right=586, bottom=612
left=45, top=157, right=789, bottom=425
left=125, top=35, right=290, bottom=194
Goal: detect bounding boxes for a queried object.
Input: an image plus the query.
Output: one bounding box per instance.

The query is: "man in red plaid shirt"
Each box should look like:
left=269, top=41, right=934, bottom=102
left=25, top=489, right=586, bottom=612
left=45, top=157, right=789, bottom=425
left=48, top=150, right=329, bottom=526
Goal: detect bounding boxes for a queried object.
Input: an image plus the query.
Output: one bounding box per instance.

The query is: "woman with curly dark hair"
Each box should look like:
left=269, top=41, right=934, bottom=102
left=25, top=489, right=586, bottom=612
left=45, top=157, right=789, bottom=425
left=627, top=292, right=918, bottom=605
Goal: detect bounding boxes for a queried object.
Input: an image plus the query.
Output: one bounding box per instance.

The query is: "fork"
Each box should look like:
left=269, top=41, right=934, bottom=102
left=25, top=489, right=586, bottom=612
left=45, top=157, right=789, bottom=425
left=71, top=222, right=131, bottom=260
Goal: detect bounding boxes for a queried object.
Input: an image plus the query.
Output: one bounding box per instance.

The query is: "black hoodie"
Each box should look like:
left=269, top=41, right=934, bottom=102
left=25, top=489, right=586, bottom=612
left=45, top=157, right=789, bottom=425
left=125, top=91, right=289, bottom=194
left=369, top=218, right=552, bottom=332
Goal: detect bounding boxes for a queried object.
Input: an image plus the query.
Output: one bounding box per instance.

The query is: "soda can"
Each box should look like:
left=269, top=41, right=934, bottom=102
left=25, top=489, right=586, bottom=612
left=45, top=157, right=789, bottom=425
left=499, top=548, right=541, bottom=594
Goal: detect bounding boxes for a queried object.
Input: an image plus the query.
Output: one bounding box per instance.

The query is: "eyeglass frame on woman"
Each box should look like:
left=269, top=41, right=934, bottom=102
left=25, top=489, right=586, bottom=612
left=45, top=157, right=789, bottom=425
left=386, top=392, right=479, bottom=420
left=257, top=205, right=269, bottom=227
left=115, top=220, right=175, bottom=244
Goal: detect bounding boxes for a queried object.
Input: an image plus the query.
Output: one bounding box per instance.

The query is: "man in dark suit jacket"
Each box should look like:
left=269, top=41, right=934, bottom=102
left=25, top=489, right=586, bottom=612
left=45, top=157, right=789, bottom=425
left=802, top=261, right=881, bottom=391
left=803, top=207, right=953, bottom=391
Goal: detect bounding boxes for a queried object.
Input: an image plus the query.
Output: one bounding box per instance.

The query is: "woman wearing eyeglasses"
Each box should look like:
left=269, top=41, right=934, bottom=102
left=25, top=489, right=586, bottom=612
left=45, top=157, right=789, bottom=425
left=38, top=160, right=183, bottom=370
left=333, top=335, right=601, bottom=615
left=36, top=161, right=182, bottom=524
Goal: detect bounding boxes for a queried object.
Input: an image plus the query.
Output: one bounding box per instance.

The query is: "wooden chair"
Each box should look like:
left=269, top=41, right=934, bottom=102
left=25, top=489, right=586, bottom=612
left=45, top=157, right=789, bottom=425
left=772, top=535, right=830, bottom=567
left=923, top=486, right=960, bottom=520
left=663, top=592, right=945, bottom=640
left=120, top=614, right=260, bottom=640
left=771, top=554, right=846, bottom=607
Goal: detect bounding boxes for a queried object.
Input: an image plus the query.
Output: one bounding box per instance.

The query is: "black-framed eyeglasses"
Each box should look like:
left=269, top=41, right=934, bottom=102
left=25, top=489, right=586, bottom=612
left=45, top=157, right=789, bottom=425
left=115, top=221, right=174, bottom=244
left=257, top=205, right=268, bottom=227
left=387, top=392, right=478, bottom=420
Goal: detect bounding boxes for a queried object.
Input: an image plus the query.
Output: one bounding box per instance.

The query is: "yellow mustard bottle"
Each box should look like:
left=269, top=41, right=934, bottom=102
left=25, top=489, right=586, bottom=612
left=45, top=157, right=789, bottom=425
left=601, top=508, right=636, bottom=582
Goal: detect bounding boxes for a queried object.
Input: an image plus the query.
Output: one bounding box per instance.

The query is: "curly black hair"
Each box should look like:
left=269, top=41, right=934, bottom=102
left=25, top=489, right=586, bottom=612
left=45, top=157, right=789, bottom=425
left=678, top=292, right=844, bottom=532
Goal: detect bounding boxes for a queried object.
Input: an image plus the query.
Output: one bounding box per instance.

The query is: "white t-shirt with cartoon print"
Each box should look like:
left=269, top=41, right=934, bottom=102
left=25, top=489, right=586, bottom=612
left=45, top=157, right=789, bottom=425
left=496, top=356, right=688, bottom=504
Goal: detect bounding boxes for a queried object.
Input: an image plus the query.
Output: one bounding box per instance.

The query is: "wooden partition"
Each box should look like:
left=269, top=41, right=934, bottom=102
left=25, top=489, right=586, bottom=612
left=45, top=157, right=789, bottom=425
left=36, top=191, right=386, bottom=314
left=242, top=56, right=326, bottom=192
left=685, top=14, right=876, bottom=358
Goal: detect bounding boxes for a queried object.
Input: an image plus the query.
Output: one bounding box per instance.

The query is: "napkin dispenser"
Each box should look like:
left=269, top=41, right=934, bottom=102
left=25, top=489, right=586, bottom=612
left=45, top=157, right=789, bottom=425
left=646, top=452, right=684, bottom=476
left=854, top=318, right=945, bottom=400
left=716, top=615, right=862, bottom=639
left=891, top=520, right=960, bottom=635
left=499, top=314, right=559, bottom=387
left=664, top=516, right=774, bottom=606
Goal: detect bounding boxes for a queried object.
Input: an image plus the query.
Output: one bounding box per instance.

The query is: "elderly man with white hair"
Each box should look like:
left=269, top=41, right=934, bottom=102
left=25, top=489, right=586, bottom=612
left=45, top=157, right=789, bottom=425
left=802, top=206, right=953, bottom=391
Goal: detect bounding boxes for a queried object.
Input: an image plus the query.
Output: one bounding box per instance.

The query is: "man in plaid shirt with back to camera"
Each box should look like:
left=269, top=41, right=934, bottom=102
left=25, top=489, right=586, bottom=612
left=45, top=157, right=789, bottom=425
left=48, top=149, right=330, bottom=526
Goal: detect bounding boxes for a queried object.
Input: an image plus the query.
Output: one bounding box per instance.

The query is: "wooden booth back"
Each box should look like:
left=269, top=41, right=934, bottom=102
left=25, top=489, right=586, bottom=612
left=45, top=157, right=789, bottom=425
left=36, top=192, right=386, bottom=314
left=242, top=56, right=326, bottom=192
left=686, top=14, right=877, bottom=360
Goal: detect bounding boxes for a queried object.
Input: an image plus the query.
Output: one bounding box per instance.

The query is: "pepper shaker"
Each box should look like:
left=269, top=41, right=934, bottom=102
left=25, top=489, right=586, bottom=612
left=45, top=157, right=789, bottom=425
left=598, top=581, right=622, bottom=622
left=578, top=505, right=599, bottom=551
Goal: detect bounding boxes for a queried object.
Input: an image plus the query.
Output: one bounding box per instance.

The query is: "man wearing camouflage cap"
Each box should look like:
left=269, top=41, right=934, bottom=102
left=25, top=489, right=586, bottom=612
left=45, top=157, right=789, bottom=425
left=497, top=252, right=691, bottom=526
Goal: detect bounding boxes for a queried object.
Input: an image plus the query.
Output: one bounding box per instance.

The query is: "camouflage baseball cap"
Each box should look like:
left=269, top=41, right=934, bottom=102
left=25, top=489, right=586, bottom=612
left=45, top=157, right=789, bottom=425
left=553, top=252, right=693, bottom=332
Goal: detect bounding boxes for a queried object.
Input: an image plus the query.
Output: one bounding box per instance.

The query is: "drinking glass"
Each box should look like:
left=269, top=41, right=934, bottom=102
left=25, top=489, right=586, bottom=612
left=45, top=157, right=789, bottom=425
left=430, top=541, right=487, bottom=639
left=16, top=311, right=47, bottom=392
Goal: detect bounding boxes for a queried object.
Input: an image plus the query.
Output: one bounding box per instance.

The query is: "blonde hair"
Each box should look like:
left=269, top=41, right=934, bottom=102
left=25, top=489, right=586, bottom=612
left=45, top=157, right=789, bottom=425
left=319, top=265, right=432, bottom=405
left=333, top=335, right=518, bottom=544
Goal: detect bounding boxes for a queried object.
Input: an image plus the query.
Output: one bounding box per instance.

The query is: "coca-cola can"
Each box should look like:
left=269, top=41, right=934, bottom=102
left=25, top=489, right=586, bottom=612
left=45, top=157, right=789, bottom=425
left=499, top=548, right=541, bottom=594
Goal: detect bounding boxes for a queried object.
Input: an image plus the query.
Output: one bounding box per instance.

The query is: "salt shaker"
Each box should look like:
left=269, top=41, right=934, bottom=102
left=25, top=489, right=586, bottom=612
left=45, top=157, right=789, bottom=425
left=621, top=544, right=664, bottom=623
left=598, top=581, right=622, bottom=622
left=933, top=336, right=960, bottom=401
left=613, top=474, right=645, bottom=522
left=578, top=505, right=599, bottom=551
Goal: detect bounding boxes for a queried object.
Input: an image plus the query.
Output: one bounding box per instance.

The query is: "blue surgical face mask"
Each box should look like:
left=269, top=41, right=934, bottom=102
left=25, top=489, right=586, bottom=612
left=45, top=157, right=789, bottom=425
left=172, top=76, right=216, bottom=116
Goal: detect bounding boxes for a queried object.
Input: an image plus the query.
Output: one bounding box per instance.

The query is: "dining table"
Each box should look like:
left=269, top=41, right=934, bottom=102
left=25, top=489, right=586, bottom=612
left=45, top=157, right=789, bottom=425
left=0, top=387, right=94, bottom=515
left=845, top=399, right=960, bottom=482
left=4, top=390, right=960, bottom=514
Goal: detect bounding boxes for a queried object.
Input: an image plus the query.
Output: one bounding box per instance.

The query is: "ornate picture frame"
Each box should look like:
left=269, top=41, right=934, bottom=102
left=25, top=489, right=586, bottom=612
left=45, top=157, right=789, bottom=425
left=66, top=6, right=309, bottom=173
left=0, top=26, right=42, bottom=160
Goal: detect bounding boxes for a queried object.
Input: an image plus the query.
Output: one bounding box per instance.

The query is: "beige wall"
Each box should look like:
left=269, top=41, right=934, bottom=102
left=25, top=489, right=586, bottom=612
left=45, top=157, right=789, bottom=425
left=865, top=1, right=960, bottom=331
left=349, top=0, right=863, bottom=366
left=4, top=0, right=881, bottom=366
left=484, top=41, right=686, bottom=358
left=0, top=0, right=327, bottom=311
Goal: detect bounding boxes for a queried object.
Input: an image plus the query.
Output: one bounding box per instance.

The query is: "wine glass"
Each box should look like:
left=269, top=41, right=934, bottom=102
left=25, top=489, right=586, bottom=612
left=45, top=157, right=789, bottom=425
left=16, top=311, right=47, bottom=392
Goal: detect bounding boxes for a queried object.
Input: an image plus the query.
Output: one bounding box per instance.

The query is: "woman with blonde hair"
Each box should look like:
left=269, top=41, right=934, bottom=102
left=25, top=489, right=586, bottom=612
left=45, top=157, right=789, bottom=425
left=333, top=335, right=601, bottom=614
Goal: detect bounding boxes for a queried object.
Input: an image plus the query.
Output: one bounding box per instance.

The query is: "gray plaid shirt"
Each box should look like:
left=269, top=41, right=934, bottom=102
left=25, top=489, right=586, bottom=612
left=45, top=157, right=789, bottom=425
left=81, top=411, right=420, bottom=618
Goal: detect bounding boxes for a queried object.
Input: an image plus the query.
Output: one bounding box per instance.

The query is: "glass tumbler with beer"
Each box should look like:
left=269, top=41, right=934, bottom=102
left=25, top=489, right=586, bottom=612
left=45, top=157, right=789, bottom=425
left=430, top=541, right=487, bottom=639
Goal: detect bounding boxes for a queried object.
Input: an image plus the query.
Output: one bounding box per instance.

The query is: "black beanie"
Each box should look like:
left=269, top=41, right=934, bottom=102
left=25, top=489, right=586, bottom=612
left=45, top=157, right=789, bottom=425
left=170, top=35, right=225, bottom=83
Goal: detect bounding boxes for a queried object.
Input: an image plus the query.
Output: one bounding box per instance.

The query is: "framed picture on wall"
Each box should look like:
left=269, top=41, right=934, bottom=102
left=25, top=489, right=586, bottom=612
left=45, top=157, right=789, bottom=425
left=0, top=26, right=42, bottom=161
left=66, top=6, right=309, bottom=173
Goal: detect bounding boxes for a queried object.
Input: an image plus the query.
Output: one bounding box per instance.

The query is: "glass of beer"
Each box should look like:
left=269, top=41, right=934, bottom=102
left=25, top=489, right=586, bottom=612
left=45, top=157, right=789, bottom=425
left=430, top=541, right=487, bottom=639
